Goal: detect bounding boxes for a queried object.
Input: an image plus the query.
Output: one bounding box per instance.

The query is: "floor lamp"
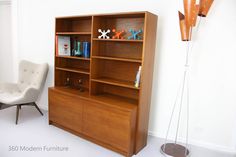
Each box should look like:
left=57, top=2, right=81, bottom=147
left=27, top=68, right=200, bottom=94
left=160, top=0, right=214, bottom=157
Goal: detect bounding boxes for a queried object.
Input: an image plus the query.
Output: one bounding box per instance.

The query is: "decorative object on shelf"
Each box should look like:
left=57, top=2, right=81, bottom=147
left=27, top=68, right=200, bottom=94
left=160, top=0, right=214, bottom=157
left=76, top=78, right=84, bottom=92
left=74, top=41, right=83, bottom=57
left=58, top=36, right=71, bottom=56
left=83, top=42, right=90, bottom=58
left=128, top=29, right=142, bottom=40
left=65, top=77, right=70, bottom=86
left=71, top=38, right=77, bottom=56
left=112, top=29, right=125, bottom=39
left=134, top=66, right=142, bottom=88
left=98, top=29, right=111, bottom=39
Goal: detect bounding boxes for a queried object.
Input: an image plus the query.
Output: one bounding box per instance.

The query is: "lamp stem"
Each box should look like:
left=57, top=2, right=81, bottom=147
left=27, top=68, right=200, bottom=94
left=185, top=71, right=190, bottom=155
left=174, top=69, right=187, bottom=144
left=163, top=73, right=183, bottom=150
left=175, top=26, right=191, bottom=144
left=161, top=14, right=203, bottom=157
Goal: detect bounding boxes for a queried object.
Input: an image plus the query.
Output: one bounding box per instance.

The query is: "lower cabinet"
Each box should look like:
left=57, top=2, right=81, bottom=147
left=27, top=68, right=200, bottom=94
left=83, top=101, right=136, bottom=155
left=49, top=88, right=137, bottom=157
left=49, top=89, right=83, bottom=132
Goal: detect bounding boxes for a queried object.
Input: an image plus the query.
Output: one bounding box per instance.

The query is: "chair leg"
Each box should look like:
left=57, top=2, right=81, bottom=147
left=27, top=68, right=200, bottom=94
left=16, top=105, right=20, bottom=125
left=33, top=103, right=43, bottom=116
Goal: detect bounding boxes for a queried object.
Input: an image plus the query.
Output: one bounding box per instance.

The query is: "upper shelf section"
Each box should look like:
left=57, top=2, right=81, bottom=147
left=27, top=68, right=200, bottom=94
left=55, top=12, right=145, bottom=40
left=56, top=16, right=92, bottom=33
left=92, top=13, right=145, bottom=41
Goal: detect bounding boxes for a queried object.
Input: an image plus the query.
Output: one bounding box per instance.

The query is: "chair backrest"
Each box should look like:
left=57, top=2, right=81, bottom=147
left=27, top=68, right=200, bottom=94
left=17, top=60, right=49, bottom=91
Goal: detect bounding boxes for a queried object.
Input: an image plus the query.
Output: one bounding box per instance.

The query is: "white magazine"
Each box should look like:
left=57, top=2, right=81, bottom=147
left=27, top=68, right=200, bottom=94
left=58, top=36, right=71, bottom=56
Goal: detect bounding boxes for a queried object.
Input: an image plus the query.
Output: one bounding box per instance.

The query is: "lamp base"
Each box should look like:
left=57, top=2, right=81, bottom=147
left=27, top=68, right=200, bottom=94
left=160, top=143, right=190, bottom=157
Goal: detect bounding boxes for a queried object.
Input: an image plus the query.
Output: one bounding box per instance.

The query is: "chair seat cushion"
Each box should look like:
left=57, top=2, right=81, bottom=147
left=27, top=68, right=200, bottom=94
left=0, top=83, right=24, bottom=105
left=0, top=90, right=23, bottom=105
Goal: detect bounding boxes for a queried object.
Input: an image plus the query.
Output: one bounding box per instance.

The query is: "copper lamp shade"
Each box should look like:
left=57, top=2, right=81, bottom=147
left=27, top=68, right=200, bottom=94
left=178, top=11, right=190, bottom=41
left=191, top=4, right=199, bottom=27
left=198, top=0, right=214, bottom=17
left=184, top=0, right=199, bottom=27
left=178, top=0, right=199, bottom=41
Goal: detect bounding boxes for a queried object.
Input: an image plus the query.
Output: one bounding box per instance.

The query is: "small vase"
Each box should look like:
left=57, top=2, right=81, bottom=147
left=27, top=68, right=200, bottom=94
left=74, top=41, right=82, bottom=57
left=71, top=39, right=77, bottom=56
left=83, top=42, right=90, bottom=58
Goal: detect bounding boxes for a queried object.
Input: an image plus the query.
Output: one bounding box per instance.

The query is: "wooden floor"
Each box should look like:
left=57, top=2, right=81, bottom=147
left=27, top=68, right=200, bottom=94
left=0, top=107, right=235, bottom=157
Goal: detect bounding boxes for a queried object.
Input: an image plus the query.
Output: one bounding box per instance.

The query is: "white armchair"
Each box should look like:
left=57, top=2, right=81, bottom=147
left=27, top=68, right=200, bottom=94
left=0, top=60, right=48, bottom=124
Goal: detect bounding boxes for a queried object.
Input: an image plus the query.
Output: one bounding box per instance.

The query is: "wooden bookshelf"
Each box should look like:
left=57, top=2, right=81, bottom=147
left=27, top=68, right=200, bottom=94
left=49, top=12, right=157, bottom=157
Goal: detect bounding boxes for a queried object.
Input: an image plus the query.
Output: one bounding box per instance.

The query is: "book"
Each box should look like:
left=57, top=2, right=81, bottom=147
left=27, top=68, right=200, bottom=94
left=134, top=66, right=142, bottom=88
left=58, top=36, right=71, bottom=56
left=55, top=35, right=58, bottom=56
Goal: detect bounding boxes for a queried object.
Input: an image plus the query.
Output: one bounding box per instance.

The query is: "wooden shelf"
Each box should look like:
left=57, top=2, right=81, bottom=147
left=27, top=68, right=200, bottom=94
left=50, top=87, right=137, bottom=110
left=92, top=56, right=141, bottom=63
left=93, top=38, right=143, bottom=42
left=91, top=93, right=138, bottom=108
left=56, top=67, right=90, bottom=75
left=56, top=56, right=90, bottom=61
left=50, top=86, right=138, bottom=109
left=91, top=77, right=140, bottom=90
left=56, top=32, right=91, bottom=35
left=50, top=86, right=90, bottom=98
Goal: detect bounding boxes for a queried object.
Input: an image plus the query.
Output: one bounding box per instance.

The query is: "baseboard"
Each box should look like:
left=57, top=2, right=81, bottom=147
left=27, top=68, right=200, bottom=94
left=148, top=131, right=236, bottom=155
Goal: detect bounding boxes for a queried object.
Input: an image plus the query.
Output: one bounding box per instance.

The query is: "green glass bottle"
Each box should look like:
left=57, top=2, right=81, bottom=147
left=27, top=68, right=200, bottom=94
left=74, top=41, right=82, bottom=57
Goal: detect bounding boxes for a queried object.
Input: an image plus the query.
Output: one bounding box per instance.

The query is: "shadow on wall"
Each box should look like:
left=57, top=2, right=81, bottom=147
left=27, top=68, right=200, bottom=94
left=37, top=64, right=54, bottom=110
left=149, top=15, right=164, bottom=132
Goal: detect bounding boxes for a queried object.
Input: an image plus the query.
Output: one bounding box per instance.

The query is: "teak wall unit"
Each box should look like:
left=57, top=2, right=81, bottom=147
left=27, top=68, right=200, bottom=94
left=49, top=11, right=157, bottom=157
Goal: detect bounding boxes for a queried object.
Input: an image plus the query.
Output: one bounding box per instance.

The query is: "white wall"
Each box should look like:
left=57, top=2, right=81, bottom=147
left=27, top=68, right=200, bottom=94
left=12, top=0, right=236, bottom=154
left=0, top=0, right=13, bottom=82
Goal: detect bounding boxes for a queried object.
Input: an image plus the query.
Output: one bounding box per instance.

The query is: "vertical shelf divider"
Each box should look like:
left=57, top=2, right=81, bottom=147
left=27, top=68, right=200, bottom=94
left=89, top=16, right=94, bottom=96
